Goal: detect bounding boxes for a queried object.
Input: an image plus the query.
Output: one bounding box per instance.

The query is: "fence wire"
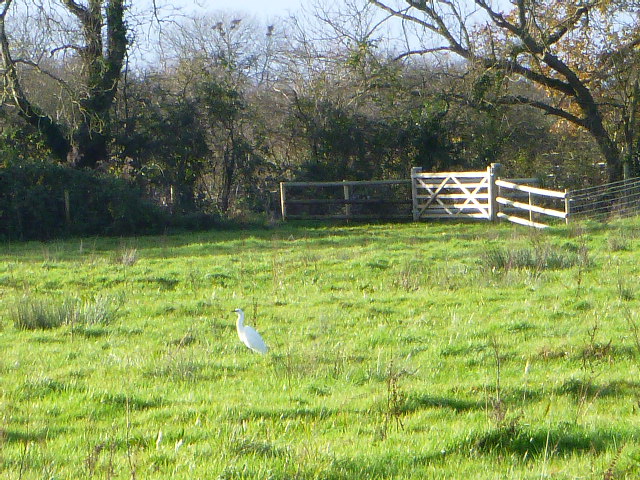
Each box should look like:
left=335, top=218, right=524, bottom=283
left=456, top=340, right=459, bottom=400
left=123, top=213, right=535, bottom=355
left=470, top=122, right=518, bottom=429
left=569, top=177, right=640, bottom=221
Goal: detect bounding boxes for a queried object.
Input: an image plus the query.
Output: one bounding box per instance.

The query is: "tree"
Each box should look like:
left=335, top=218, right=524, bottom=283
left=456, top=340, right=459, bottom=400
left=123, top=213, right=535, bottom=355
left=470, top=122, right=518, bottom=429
left=0, top=0, right=127, bottom=168
left=278, top=1, right=458, bottom=179
left=370, top=0, right=640, bottom=182
left=115, top=75, right=210, bottom=214
left=120, top=13, right=282, bottom=214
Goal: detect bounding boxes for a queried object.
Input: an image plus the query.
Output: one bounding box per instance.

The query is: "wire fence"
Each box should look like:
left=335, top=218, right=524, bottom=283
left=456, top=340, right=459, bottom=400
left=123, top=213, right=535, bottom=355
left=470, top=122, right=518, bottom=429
left=569, top=177, right=640, bottom=221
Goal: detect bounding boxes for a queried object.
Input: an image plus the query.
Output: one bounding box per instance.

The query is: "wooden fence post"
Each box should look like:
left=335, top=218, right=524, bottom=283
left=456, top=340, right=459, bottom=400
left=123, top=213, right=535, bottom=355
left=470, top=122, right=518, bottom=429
left=488, top=163, right=502, bottom=221
left=343, top=180, right=351, bottom=219
left=564, top=189, right=571, bottom=224
left=411, top=167, right=422, bottom=220
left=64, top=190, right=71, bottom=226
left=280, top=182, right=287, bottom=221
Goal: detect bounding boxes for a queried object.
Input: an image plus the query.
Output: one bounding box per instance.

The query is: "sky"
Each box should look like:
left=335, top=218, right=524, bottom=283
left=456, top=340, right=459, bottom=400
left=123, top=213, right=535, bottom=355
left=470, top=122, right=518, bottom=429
left=175, top=0, right=304, bottom=18
left=216, top=0, right=303, bottom=16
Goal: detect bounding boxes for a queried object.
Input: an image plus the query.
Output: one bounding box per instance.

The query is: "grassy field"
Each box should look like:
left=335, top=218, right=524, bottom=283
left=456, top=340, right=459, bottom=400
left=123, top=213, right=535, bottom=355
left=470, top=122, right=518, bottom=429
left=1, top=219, right=640, bottom=479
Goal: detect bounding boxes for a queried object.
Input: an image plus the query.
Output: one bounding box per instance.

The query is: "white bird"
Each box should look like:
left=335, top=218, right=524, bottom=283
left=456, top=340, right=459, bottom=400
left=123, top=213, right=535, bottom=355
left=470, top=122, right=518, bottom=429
left=233, top=308, right=268, bottom=354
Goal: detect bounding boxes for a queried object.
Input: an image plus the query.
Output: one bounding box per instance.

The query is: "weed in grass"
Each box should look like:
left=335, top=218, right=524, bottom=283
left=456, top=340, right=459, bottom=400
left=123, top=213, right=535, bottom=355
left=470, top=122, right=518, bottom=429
left=574, top=240, right=588, bottom=298
left=377, top=361, right=411, bottom=440
left=567, top=223, right=586, bottom=238
left=169, top=329, right=198, bottom=348
left=124, top=248, right=138, bottom=266
left=77, top=294, right=122, bottom=326
left=561, top=377, right=605, bottom=424
left=85, top=442, right=107, bottom=477
left=621, top=306, right=640, bottom=358
left=616, top=268, right=635, bottom=301
left=608, top=234, right=630, bottom=252
left=488, top=336, right=506, bottom=425
left=581, top=320, right=613, bottom=373
left=394, top=262, right=423, bottom=291
left=10, top=294, right=121, bottom=333
left=603, top=445, right=623, bottom=480
left=40, top=243, right=62, bottom=264
left=18, top=434, right=29, bottom=480
left=186, top=269, right=201, bottom=290
left=272, top=254, right=286, bottom=292
left=125, top=397, right=138, bottom=480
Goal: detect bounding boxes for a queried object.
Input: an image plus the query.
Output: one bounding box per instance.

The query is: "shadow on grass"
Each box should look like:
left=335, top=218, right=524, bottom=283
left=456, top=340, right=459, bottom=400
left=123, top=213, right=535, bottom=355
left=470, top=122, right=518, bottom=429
left=402, top=393, right=484, bottom=414
left=325, top=451, right=441, bottom=480
left=464, top=422, right=630, bottom=459
left=2, top=426, right=67, bottom=444
left=0, top=220, right=488, bottom=262
left=231, top=405, right=335, bottom=422
left=555, top=378, right=640, bottom=399
left=91, top=391, right=164, bottom=411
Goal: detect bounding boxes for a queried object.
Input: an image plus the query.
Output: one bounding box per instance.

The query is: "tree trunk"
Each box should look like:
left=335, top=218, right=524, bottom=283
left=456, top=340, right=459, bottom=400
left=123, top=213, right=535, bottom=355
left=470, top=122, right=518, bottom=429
left=66, top=0, right=128, bottom=168
left=591, top=126, right=623, bottom=183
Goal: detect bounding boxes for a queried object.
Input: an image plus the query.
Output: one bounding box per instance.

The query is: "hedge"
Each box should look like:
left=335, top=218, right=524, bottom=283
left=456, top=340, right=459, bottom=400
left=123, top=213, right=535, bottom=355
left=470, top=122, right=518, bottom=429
left=0, top=161, right=169, bottom=240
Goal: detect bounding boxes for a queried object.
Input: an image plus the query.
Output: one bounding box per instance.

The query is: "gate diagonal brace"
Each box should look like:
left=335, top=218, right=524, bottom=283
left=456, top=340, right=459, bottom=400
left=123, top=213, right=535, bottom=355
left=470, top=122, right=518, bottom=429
left=451, top=175, right=489, bottom=217
left=417, top=176, right=453, bottom=217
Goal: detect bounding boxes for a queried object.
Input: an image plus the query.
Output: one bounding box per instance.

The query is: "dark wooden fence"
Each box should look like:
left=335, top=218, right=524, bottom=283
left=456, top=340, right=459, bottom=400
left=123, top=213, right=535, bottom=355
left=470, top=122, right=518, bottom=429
left=280, top=180, right=412, bottom=220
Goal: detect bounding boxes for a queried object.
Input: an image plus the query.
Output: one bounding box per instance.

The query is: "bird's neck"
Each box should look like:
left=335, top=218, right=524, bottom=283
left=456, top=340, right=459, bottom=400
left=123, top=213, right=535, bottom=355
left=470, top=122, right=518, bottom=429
left=236, top=312, right=244, bottom=331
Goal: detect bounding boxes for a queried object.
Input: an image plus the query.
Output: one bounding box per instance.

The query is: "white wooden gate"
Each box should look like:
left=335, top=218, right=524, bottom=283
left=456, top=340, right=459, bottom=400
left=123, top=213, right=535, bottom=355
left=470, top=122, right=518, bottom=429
left=411, top=166, right=496, bottom=221
left=411, top=164, right=568, bottom=228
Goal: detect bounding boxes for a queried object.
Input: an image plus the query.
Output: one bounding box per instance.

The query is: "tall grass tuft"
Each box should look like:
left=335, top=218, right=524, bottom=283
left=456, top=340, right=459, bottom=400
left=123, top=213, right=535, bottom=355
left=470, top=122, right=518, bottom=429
left=117, top=247, right=138, bottom=266
left=11, top=296, right=75, bottom=330
left=75, top=294, right=121, bottom=326
left=10, top=294, right=121, bottom=330
left=483, top=243, right=589, bottom=272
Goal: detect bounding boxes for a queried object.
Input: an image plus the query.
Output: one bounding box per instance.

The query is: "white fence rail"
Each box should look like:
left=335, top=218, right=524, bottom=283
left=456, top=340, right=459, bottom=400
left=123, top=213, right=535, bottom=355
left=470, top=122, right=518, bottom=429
left=495, top=179, right=569, bottom=229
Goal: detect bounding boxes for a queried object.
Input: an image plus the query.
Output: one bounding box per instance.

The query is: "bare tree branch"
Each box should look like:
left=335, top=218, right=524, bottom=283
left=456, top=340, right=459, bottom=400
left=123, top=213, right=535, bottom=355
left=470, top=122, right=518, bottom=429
left=496, top=94, right=587, bottom=127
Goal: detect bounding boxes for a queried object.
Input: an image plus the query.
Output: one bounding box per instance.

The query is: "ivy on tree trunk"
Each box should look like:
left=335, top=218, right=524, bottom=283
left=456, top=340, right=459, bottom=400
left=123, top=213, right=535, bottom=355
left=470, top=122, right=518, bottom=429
left=0, top=0, right=128, bottom=169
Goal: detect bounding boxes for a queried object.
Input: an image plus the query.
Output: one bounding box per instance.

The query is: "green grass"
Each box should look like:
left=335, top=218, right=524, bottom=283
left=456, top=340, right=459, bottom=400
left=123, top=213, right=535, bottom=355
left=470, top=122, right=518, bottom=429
left=1, top=219, right=640, bottom=479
